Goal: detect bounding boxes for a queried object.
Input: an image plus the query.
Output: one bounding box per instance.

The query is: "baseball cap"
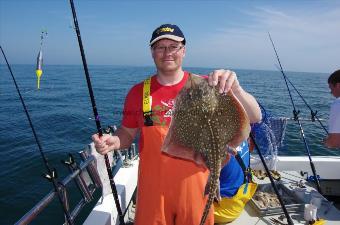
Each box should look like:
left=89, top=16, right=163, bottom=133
left=150, top=24, right=186, bottom=46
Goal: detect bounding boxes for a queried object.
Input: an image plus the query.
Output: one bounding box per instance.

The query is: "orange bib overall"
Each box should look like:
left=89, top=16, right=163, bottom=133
left=134, top=125, right=214, bottom=225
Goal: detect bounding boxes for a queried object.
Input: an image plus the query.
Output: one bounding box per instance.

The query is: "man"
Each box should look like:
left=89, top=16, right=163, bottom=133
left=324, top=69, right=340, bottom=148
left=92, top=24, right=261, bottom=225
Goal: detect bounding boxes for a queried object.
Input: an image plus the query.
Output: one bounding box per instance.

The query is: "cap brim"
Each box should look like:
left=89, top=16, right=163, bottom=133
left=150, top=34, right=184, bottom=46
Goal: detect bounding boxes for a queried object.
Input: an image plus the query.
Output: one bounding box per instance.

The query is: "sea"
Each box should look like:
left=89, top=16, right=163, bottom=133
left=0, top=65, right=339, bottom=225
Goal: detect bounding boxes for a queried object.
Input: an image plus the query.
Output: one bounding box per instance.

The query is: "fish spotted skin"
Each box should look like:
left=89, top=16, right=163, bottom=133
left=170, top=74, right=250, bottom=225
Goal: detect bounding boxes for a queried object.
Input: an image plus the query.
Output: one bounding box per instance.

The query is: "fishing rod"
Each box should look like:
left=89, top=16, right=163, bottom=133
left=250, top=133, right=294, bottom=225
left=268, top=33, right=322, bottom=193
left=282, top=72, right=328, bottom=134
left=68, top=1, right=125, bottom=224
left=0, top=45, right=74, bottom=225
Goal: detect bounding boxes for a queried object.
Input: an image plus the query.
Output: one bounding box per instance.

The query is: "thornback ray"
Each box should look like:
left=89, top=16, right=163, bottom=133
left=162, top=74, right=250, bottom=225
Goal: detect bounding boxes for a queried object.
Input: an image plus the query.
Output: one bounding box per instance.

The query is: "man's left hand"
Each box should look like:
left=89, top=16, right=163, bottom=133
left=208, top=69, right=241, bottom=94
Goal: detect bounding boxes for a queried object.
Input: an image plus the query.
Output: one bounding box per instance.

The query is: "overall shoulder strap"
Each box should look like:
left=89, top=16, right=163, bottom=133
left=143, top=77, right=153, bottom=126
left=235, top=153, right=252, bottom=184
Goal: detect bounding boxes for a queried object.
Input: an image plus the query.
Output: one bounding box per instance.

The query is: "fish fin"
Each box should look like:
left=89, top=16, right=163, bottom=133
left=221, top=152, right=232, bottom=167
left=224, top=91, right=251, bottom=148
left=204, top=175, right=211, bottom=196
left=161, top=143, right=206, bottom=167
left=162, top=123, right=207, bottom=166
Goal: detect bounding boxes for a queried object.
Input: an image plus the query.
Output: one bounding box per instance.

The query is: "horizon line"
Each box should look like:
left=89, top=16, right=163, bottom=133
left=0, top=63, right=329, bottom=74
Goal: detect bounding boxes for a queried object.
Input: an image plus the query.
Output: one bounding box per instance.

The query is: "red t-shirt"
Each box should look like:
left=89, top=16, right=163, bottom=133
left=122, top=71, right=190, bottom=128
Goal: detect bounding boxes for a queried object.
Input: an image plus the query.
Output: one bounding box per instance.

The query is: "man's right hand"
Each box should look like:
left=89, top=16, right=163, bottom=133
left=92, top=134, right=120, bottom=155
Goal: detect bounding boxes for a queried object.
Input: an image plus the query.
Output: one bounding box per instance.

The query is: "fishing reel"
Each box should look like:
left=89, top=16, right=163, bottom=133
left=301, top=171, right=321, bottom=183
left=103, top=125, right=117, bottom=135
left=310, top=110, right=317, bottom=122
left=293, top=109, right=300, bottom=121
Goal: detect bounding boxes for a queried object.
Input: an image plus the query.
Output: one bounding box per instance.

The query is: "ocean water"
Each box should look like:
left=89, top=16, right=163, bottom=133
left=0, top=65, right=338, bottom=225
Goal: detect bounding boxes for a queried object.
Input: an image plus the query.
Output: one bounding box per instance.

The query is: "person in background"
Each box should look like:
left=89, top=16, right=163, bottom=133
left=214, top=128, right=261, bottom=224
left=92, top=23, right=261, bottom=225
left=324, top=69, right=340, bottom=148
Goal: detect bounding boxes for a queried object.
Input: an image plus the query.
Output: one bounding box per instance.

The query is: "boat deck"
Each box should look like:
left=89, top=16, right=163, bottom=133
left=116, top=170, right=340, bottom=225
left=228, top=171, right=340, bottom=225
left=83, top=146, right=340, bottom=225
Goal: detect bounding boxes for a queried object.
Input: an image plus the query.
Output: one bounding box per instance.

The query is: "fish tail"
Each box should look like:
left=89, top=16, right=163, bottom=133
left=199, top=171, right=218, bottom=225
left=199, top=118, right=220, bottom=225
left=199, top=192, right=214, bottom=225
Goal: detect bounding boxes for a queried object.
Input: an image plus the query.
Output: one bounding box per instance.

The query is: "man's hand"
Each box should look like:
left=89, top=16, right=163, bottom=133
left=208, top=69, right=241, bottom=94
left=208, top=69, right=262, bottom=123
left=92, top=126, right=138, bottom=155
left=92, top=134, right=120, bottom=155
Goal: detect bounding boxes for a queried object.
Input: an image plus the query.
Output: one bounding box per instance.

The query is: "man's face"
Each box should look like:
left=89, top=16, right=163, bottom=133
left=151, top=39, right=185, bottom=73
left=329, top=83, right=340, bottom=98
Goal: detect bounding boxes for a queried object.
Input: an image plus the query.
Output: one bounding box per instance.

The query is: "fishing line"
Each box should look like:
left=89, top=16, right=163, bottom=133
left=22, top=84, right=54, bottom=95
left=268, top=33, right=322, bottom=193
left=250, top=133, right=294, bottom=225
left=0, top=45, right=74, bottom=225
left=68, top=0, right=125, bottom=224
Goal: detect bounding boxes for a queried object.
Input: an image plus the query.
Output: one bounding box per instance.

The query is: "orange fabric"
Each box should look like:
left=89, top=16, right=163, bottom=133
left=134, top=126, right=214, bottom=225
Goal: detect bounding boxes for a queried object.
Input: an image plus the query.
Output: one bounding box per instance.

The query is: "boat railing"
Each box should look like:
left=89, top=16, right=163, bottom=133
left=285, top=117, right=326, bottom=121
left=15, top=127, right=138, bottom=225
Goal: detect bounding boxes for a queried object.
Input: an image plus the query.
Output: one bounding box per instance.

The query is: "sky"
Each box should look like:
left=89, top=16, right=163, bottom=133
left=0, top=0, right=339, bottom=73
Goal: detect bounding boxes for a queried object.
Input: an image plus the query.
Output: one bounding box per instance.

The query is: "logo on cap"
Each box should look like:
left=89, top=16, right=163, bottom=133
left=157, top=27, right=174, bottom=34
